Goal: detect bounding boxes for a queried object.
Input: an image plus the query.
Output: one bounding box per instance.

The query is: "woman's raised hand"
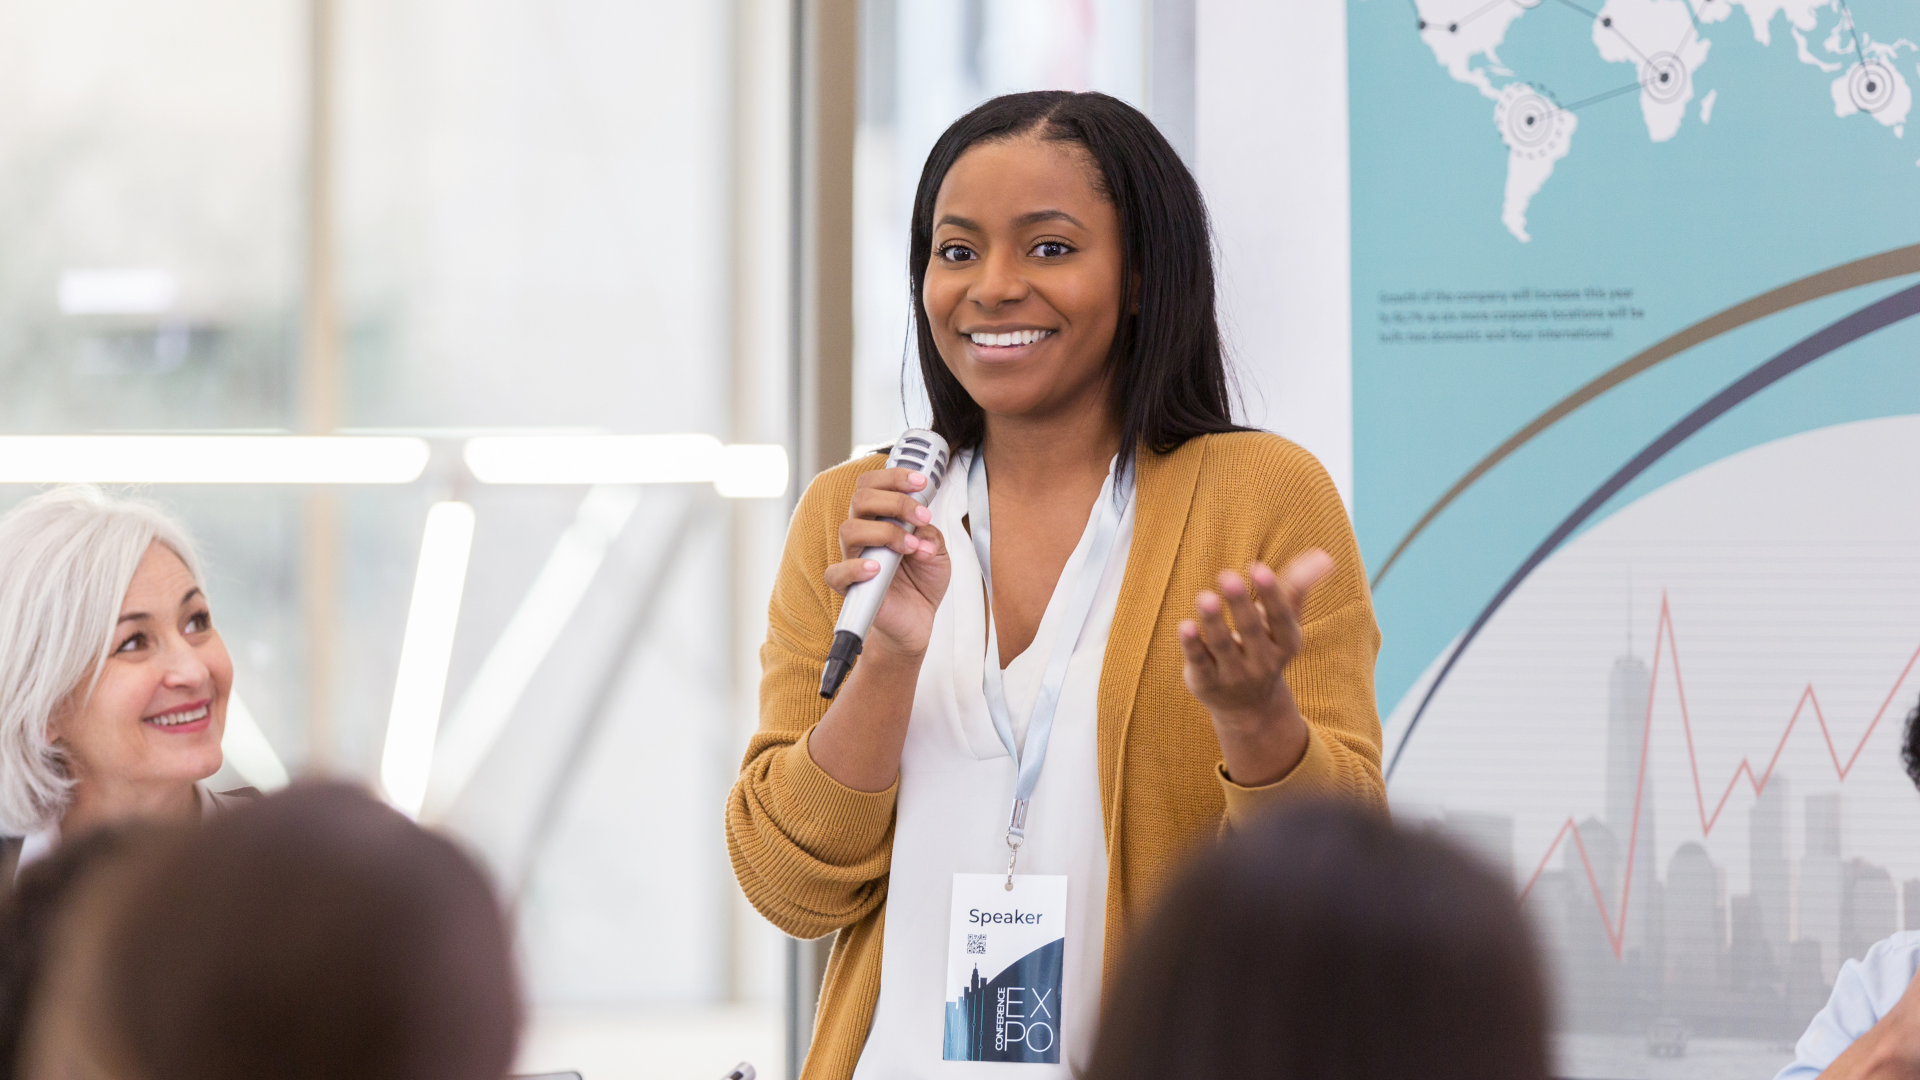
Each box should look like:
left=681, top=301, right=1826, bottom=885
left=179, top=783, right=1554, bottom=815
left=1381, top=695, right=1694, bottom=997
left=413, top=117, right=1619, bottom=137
left=1178, top=550, right=1335, bottom=788
left=825, top=467, right=951, bottom=659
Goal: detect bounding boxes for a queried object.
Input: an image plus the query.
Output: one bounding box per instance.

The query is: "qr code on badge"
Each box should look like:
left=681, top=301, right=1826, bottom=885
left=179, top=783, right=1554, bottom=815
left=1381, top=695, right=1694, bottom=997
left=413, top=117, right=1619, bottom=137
left=967, top=934, right=987, bottom=955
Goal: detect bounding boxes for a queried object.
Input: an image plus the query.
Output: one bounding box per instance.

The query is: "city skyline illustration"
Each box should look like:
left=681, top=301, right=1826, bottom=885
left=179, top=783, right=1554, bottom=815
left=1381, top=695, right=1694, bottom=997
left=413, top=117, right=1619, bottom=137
left=1441, top=593, right=1920, bottom=1036
left=1379, top=418, right=1920, bottom=1065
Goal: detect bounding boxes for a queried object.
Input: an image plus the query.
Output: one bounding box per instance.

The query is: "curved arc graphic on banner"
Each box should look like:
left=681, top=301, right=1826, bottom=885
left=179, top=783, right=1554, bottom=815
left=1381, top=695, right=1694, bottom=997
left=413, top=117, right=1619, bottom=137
left=1369, top=244, right=1920, bottom=589
left=1384, top=280, right=1920, bottom=781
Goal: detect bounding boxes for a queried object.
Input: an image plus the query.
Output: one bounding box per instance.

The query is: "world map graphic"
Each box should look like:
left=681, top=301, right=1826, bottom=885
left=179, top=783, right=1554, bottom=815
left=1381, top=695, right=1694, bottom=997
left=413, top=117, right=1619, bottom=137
left=1412, top=0, right=1916, bottom=240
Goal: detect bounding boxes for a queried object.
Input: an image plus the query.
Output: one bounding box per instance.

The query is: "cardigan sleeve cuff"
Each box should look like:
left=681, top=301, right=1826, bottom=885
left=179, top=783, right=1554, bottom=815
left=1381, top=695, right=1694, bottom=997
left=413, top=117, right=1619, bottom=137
left=769, top=730, right=900, bottom=863
left=1215, top=723, right=1342, bottom=830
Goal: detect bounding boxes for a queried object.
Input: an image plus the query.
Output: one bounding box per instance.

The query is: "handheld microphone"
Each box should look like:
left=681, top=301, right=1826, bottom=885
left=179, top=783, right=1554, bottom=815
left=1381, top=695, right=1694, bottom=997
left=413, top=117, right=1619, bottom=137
left=819, top=429, right=952, bottom=699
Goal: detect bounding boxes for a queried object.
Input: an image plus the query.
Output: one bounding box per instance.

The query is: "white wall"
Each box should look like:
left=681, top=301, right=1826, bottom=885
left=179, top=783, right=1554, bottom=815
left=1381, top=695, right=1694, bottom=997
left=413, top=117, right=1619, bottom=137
left=1196, top=0, right=1353, bottom=504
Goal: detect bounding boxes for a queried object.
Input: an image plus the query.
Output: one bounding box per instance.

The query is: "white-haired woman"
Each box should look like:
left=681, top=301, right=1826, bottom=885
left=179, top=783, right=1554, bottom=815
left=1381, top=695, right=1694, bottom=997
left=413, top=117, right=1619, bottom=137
left=0, top=486, right=247, bottom=883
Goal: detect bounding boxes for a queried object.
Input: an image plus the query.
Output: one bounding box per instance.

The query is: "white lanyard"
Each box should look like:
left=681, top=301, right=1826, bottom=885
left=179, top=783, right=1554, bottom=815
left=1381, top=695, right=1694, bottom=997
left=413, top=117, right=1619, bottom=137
left=967, top=448, right=1130, bottom=887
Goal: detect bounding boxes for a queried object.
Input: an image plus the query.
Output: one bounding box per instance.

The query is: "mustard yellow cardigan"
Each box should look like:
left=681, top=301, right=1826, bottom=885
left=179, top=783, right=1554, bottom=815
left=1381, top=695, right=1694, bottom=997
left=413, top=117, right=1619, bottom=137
left=726, top=431, right=1384, bottom=1080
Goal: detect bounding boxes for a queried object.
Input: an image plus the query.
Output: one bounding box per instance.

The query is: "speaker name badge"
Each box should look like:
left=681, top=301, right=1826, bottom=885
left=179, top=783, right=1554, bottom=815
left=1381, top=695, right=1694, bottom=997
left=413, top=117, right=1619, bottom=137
left=943, top=873, right=1067, bottom=1063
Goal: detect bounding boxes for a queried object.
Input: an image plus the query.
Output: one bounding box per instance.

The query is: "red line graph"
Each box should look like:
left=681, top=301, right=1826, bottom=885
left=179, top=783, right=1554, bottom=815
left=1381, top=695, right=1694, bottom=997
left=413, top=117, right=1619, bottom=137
left=1518, top=592, right=1920, bottom=960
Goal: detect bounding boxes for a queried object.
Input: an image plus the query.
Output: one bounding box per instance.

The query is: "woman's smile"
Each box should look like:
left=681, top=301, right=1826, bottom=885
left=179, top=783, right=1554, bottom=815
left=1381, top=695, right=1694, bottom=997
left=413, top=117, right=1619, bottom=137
left=963, top=326, right=1057, bottom=362
left=142, top=698, right=213, bottom=734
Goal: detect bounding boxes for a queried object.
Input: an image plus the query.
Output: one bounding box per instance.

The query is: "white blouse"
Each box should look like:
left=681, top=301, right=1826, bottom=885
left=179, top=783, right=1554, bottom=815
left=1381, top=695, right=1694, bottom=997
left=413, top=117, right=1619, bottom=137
left=852, top=452, right=1137, bottom=1078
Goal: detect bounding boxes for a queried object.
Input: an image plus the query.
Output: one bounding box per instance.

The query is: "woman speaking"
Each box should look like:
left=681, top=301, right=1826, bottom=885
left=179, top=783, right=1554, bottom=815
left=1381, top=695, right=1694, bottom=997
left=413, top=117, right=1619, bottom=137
left=727, top=91, right=1383, bottom=1079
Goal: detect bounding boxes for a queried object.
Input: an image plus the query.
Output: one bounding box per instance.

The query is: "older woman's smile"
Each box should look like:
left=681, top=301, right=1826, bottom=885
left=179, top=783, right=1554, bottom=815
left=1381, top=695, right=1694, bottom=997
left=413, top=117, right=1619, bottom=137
left=143, top=700, right=213, bottom=733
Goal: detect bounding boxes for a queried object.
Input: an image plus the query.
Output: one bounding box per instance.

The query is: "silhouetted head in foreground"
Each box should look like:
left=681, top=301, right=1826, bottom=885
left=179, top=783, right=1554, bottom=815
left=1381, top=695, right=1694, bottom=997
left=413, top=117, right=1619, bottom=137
left=20, top=782, right=522, bottom=1080
left=0, top=825, right=153, bottom=1080
left=1086, top=799, right=1550, bottom=1080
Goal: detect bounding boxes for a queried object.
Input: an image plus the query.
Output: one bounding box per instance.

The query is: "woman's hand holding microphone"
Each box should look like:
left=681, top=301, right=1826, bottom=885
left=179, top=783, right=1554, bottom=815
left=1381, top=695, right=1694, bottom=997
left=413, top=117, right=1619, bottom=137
left=824, top=467, right=952, bottom=659
left=1179, top=551, right=1335, bottom=789
left=809, top=466, right=951, bottom=793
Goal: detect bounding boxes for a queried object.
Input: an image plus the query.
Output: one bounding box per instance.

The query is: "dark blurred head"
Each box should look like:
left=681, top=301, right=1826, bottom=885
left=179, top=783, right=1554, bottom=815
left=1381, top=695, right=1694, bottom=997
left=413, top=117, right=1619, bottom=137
left=28, top=782, right=522, bottom=1080
left=1086, top=800, right=1550, bottom=1080
left=1903, top=691, right=1920, bottom=791
left=0, top=826, right=155, bottom=1080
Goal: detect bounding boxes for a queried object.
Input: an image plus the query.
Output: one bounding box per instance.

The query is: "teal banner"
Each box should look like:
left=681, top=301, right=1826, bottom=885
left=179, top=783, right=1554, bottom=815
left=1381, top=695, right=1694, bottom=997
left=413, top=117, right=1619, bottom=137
left=1351, top=0, right=1920, bottom=1068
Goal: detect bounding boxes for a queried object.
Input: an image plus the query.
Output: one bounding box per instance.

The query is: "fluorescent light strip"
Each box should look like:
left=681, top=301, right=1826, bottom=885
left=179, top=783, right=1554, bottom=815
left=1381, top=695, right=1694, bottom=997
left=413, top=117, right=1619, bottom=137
left=465, top=434, right=721, bottom=484
left=463, top=435, right=788, bottom=497
left=59, top=268, right=177, bottom=315
left=715, top=444, right=791, bottom=498
left=380, top=502, right=478, bottom=817
left=221, top=690, right=291, bottom=791
left=422, top=485, right=642, bottom=819
left=0, top=436, right=430, bottom=484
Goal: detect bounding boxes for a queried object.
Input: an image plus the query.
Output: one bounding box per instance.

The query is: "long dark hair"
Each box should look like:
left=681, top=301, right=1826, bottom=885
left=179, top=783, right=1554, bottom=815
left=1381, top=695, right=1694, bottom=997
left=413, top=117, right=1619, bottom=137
left=1087, top=800, right=1551, bottom=1080
left=908, top=91, right=1240, bottom=475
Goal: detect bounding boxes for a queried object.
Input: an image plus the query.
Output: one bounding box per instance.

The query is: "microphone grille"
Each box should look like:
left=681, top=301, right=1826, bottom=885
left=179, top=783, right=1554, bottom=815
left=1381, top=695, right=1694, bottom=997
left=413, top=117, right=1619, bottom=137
left=889, top=430, right=951, bottom=492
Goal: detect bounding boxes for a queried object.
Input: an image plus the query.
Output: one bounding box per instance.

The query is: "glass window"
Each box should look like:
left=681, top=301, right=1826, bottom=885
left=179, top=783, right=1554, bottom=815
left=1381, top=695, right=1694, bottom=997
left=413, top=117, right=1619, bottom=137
left=0, top=1, right=785, bottom=1073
